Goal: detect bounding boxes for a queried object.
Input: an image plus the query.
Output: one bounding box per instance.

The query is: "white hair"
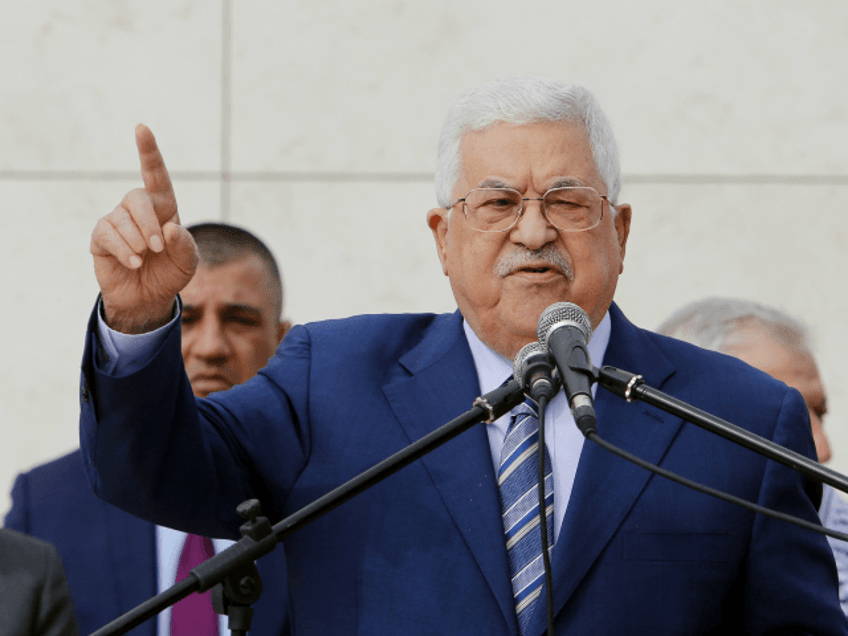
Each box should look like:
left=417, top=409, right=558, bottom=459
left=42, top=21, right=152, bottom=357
left=656, top=297, right=811, bottom=354
left=434, top=76, right=623, bottom=209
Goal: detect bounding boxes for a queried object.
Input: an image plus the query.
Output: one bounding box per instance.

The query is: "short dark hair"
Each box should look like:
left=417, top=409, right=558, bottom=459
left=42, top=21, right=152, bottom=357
left=186, top=222, right=284, bottom=317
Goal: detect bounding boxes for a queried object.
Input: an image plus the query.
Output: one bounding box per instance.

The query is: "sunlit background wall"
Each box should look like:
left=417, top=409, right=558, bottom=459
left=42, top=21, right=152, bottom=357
left=2, top=0, right=847, bottom=513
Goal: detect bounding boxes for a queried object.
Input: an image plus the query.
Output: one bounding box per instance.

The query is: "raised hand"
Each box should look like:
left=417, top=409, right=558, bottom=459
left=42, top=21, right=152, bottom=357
left=90, top=124, right=198, bottom=333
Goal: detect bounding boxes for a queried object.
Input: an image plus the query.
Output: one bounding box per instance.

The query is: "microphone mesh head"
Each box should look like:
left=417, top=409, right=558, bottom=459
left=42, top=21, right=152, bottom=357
left=512, top=341, right=545, bottom=383
left=536, top=302, right=592, bottom=345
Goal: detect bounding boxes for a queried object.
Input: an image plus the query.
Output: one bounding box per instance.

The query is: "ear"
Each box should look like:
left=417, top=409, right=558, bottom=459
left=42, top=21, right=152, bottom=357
left=277, top=319, right=292, bottom=344
left=612, top=203, right=631, bottom=274
left=426, top=207, right=450, bottom=276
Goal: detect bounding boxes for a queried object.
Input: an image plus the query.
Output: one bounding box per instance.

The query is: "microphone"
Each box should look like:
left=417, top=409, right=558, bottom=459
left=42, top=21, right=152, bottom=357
left=536, top=302, right=597, bottom=434
left=513, top=341, right=559, bottom=403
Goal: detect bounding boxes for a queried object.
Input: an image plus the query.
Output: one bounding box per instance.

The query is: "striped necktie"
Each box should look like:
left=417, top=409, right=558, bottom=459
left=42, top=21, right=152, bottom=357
left=498, top=399, right=554, bottom=635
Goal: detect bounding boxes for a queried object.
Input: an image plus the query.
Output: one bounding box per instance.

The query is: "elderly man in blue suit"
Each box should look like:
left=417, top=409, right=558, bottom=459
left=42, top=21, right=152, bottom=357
left=78, top=76, right=847, bottom=634
left=6, top=223, right=291, bottom=635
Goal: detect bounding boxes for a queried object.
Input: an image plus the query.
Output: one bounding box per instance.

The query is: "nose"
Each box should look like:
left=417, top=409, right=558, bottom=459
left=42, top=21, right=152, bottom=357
left=186, top=316, right=232, bottom=362
left=810, top=414, right=832, bottom=464
left=509, top=197, right=558, bottom=250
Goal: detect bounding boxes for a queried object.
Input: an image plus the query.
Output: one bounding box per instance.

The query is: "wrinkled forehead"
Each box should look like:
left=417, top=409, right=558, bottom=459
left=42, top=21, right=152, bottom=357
left=182, top=257, right=280, bottom=315
left=454, top=120, right=602, bottom=192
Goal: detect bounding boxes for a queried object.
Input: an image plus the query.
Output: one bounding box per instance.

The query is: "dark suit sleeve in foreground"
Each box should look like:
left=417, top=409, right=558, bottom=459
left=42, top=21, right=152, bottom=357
left=0, top=529, right=80, bottom=636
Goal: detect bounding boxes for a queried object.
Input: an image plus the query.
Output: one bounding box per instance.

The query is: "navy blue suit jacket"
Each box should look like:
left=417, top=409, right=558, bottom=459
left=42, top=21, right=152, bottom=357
left=79, top=302, right=848, bottom=635
left=5, top=450, right=290, bottom=636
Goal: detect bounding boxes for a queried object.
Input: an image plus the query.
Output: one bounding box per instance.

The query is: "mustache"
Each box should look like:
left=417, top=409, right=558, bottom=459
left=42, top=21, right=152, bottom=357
left=494, top=245, right=574, bottom=279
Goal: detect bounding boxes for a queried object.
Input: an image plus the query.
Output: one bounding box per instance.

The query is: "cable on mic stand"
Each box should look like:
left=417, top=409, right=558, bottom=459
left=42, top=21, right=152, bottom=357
left=588, top=364, right=848, bottom=544
left=536, top=392, right=555, bottom=636
left=583, top=427, right=848, bottom=542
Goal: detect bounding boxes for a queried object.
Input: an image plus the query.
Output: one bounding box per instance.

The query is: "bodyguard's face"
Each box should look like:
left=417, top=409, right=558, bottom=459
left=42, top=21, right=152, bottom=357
left=180, top=254, right=289, bottom=398
left=427, top=121, right=631, bottom=360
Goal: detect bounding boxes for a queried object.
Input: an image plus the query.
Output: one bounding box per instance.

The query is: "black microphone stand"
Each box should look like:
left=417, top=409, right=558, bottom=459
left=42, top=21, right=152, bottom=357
left=595, top=365, right=848, bottom=496
left=91, top=380, right=526, bottom=636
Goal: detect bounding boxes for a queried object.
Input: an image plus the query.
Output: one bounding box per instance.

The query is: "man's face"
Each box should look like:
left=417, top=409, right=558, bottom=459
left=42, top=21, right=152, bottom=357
left=181, top=254, right=289, bottom=398
left=725, top=328, right=831, bottom=463
left=427, top=121, right=631, bottom=359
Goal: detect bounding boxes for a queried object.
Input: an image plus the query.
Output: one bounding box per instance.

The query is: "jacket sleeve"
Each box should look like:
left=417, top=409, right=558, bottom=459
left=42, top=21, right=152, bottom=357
left=78, top=300, right=312, bottom=539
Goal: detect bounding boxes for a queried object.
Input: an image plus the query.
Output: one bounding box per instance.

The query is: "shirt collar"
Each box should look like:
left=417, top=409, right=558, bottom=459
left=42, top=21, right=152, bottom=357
left=463, top=310, right=612, bottom=397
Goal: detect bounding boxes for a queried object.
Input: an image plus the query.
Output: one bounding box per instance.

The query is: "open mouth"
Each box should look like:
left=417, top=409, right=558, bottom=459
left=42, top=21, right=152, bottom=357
left=495, top=247, right=574, bottom=279
left=513, top=263, right=560, bottom=276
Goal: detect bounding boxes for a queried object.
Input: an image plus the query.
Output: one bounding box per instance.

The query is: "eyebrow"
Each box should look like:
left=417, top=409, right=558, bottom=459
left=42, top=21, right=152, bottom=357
left=182, top=303, right=264, bottom=316
left=549, top=177, right=586, bottom=189
left=477, top=179, right=514, bottom=189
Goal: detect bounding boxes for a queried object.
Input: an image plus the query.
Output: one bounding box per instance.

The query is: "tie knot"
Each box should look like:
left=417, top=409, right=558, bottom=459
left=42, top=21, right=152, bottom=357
left=516, top=397, right=539, bottom=419
left=506, top=398, right=539, bottom=439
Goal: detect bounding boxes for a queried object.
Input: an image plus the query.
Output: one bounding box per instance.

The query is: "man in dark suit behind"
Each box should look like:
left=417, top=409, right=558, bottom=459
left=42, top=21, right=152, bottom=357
left=0, top=527, right=79, bottom=636
left=77, top=76, right=848, bottom=634
left=5, top=222, right=291, bottom=635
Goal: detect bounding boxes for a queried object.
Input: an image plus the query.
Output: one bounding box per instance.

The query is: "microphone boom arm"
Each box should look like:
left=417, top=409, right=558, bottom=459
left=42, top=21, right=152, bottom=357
left=597, top=365, right=848, bottom=496
left=91, top=379, right=527, bottom=636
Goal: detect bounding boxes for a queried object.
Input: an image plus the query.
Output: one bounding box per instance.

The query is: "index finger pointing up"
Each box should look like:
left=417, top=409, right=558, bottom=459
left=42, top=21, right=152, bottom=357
left=135, top=123, right=178, bottom=223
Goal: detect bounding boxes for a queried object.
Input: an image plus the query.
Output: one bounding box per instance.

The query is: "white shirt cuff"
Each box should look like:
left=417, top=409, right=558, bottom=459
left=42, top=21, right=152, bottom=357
left=95, top=298, right=180, bottom=376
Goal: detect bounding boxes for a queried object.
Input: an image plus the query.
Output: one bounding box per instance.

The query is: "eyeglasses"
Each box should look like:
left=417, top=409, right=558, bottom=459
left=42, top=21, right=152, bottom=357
left=445, top=186, right=609, bottom=233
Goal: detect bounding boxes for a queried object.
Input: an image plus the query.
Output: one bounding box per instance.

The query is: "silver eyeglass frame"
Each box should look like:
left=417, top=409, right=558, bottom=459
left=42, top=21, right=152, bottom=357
left=444, top=186, right=611, bottom=233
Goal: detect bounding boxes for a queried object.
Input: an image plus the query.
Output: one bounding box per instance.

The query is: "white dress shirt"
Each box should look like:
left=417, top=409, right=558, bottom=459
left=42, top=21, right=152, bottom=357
left=463, top=313, right=611, bottom=541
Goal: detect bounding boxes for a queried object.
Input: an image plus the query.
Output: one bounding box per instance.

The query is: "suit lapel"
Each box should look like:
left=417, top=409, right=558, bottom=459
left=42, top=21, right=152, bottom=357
left=530, top=304, right=684, bottom=631
left=382, top=311, right=517, bottom=633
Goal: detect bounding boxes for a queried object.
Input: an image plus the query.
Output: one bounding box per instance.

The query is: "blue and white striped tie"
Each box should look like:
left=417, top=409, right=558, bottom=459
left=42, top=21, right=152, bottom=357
left=498, top=399, right=554, bottom=635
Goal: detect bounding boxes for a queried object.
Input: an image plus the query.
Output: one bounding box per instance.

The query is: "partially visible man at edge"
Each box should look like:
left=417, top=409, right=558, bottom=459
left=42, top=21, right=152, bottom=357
left=657, top=296, right=848, bottom=615
left=5, top=222, right=291, bottom=636
left=0, top=528, right=79, bottom=636
left=78, top=76, right=847, bottom=634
